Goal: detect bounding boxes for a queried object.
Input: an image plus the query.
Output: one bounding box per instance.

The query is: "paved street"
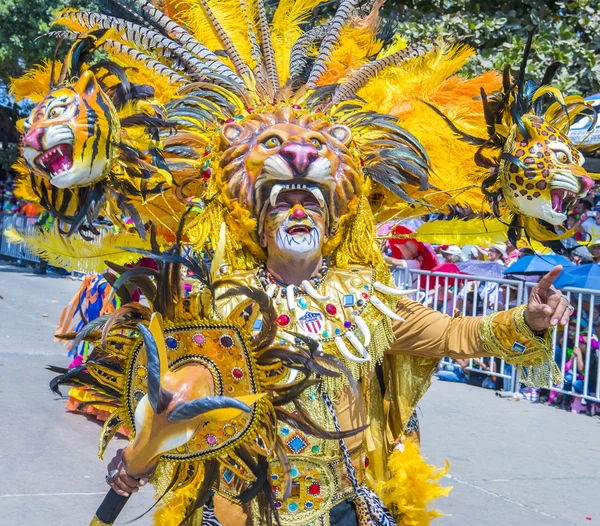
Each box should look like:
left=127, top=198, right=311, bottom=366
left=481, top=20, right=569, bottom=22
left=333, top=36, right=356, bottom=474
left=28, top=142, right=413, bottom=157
left=0, top=261, right=598, bottom=526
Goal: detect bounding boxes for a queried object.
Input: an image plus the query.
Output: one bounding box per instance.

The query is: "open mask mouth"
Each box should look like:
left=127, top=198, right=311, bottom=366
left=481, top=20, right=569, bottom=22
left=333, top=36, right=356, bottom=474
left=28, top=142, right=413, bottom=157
left=35, top=144, right=73, bottom=178
left=550, top=188, right=579, bottom=215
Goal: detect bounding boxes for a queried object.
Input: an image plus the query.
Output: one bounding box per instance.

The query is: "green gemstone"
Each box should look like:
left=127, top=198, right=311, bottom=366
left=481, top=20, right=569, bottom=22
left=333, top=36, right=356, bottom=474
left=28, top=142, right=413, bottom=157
left=311, top=445, right=320, bottom=453
left=323, top=330, right=329, bottom=338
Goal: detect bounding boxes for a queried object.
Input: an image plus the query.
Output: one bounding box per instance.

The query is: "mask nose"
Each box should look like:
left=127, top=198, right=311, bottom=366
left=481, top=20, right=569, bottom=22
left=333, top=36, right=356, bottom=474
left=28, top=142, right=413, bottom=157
left=23, top=127, right=44, bottom=150
left=279, top=141, right=319, bottom=174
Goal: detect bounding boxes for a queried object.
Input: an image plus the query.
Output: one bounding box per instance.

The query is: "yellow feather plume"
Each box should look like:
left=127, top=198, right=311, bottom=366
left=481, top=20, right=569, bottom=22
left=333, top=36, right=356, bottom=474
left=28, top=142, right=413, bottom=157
left=272, top=0, right=325, bottom=81
left=179, top=0, right=255, bottom=69
left=373, top=439, right=451, bottom=526
left=10, top=60, right=62, bottom=102
left=413, top=217, right=509, bottom=246
left=317, top=6, right=384, bottom=86
left=4, top=227, right=150, bottom=274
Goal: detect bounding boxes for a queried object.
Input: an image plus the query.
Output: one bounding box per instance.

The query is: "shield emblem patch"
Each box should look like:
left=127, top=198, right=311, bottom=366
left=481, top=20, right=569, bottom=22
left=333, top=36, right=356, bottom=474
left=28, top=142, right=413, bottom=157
left=297, top=311, right=324, bottom=334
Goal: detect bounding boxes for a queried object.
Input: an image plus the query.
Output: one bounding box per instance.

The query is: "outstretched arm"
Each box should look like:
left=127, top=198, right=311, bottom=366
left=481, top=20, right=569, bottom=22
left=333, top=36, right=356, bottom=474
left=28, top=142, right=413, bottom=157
left=388, top=267, right=569, bottom=374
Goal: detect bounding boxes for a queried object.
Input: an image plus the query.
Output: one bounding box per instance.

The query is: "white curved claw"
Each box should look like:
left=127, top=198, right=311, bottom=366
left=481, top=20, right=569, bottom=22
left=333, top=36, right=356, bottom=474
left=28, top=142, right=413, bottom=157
left=301, top=280, right=331, bottom=302
left=370, top=295, right=405, bottom=322
left=335, top=336, right=370, bottom=363
left=373, top=282, right=419, bottom=296
left=286, top=368, right=299, bottom=384
left=353, top=315, right=371, bottom=347
left=345, top=332, right=372, bottom=361
left=286, top=286, right=296, bottom=312
left=266, top=283, right=277, bottom=298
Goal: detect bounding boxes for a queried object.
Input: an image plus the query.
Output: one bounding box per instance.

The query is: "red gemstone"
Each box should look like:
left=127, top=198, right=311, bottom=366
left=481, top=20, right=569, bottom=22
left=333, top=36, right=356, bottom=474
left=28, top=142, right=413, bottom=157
left=247, top=107, right=254, bottom=113
left=232, top=367, right=244, bottom=379
left=292, top=104, right=302, bottom=110
left=225, top=118, right=235, bottom=123
left=276, top=314, right=291, bottom=327
left=362, top=292, right=369, bottom=299
left=364, top=456, right=370, bottom=468
left=325, top=304, right=337, bottom=316
left=308, top=483, right=320, bottom=496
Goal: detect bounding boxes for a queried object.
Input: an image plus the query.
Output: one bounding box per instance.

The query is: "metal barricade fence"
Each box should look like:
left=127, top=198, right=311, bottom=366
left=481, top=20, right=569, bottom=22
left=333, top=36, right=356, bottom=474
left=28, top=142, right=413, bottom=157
left=521, top=283, right=600, bottom=406
left=0, top=213, right=40, bottom=263
left=394, top=267, right=522, bottom=391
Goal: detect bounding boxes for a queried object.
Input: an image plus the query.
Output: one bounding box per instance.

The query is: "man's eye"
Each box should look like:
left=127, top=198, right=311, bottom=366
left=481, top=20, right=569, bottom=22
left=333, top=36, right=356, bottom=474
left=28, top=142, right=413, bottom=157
left=263, top=136, right=282, bottom=149
left=310, top=138, right=323, bottom=150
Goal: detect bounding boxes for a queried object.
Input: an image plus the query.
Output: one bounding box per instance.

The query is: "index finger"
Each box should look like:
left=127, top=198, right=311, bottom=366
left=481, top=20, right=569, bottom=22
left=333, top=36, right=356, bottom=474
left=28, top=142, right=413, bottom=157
left=537, top=265, right=563, bottom=289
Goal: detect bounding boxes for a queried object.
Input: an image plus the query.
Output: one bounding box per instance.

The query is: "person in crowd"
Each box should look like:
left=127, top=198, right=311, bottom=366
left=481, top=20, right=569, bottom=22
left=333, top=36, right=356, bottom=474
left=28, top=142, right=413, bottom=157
left=487, top=243, right=507, bottom=265
left=588, top=240, right=600, bottom=264
left=441, top=245, right=465, bottom=263
left=517, top=247, right=536, bottom=259
left=577, top=207, right=600, bottom=241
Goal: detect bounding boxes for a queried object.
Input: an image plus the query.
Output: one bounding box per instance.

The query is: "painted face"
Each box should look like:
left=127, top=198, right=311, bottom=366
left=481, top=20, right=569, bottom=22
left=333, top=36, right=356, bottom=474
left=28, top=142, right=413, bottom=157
left=21, top=71, right=119, bottom=189
left=501, top=115, right=594, bottom=226
left=261, top=189, right=328, bottom=259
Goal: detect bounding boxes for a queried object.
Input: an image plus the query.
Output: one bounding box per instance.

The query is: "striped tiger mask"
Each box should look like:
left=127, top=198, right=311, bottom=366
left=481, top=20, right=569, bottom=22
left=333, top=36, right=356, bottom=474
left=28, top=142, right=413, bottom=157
left=21, top=70, right=120, bottom=189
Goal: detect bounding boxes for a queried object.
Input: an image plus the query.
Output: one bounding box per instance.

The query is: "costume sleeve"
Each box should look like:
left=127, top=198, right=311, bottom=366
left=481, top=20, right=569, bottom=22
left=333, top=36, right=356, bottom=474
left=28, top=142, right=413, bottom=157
left=387, top=299, right=561, bottom=387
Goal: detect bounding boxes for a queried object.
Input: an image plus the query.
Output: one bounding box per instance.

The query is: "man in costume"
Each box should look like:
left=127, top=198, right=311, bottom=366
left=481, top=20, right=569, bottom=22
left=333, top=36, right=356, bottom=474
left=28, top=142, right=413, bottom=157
left=8, top=1, right=597, bottom=524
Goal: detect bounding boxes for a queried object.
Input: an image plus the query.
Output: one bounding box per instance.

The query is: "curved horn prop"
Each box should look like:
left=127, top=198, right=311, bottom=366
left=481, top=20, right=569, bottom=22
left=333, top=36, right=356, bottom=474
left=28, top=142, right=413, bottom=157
left=335, top=336, right=370, bottom=363
left=353, top=315, right=371, bottom=347
left=302, top=280, right=331, bottom=301
left=167, top=396, right=251, bottom=422
left=369, top=295, right=405, bottom=322
left=373, top=282, right=419, bottom=296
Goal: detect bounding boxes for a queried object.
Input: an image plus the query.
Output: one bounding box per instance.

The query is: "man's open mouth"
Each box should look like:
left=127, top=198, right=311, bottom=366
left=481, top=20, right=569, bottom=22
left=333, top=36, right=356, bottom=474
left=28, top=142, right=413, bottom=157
left=35, top=144, right=73, bottom=177
left=287, top=224, right=313, bottom=235
left=550, top=188, right=579, bottom=214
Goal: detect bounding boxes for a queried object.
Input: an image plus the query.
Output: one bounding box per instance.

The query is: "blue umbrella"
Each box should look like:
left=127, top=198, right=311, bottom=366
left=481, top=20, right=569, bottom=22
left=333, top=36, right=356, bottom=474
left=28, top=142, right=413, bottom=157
left=503, top=255, right=574, bottom=275
left=553, top=264, right=600, bottom=290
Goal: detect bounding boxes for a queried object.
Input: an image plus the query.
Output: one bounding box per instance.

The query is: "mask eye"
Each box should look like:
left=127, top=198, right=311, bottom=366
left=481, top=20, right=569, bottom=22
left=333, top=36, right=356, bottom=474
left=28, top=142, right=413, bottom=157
left=555, top=151, right=569, bottom=164
left=48, top=105, right=67, bottom=120
left=310, top=138, right=323, bottom=150
left=263, top=136, right=281, bottom=149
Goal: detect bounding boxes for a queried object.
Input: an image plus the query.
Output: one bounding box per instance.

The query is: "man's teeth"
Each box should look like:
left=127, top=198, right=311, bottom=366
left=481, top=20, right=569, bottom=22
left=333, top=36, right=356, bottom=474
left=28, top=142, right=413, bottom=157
left=268, top=183, right=326, bottom=207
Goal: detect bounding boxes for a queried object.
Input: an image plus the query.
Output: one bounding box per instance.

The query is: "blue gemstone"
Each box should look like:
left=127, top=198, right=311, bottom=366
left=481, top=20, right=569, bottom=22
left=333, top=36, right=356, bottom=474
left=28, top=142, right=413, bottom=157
left=343, top=294, right=355, bottom=307
left=166, top=337, right=178, bottom=349
left=305, top=502, right=314, bottom=509
left=288, top=502, right=299, bottom=513
left=271, top=474, right=279, bottom=480
left=291, top=467, right=299, bottom=478
left=223, top=469, right=234, bottom=484
left=335, top=328, right=341, bottom=335
left=298, top=297, right=308, bottom=309
left=281, top=427, right=290, bottom=436
left=363, top=285, right=370, bottom=290
left=252, top=319, right=263, bottom=331
left=512, top=342, right=526, bottom=353
left=280, top=339, right=286, bottom=344
left=287, top=435, right=308, bottom=454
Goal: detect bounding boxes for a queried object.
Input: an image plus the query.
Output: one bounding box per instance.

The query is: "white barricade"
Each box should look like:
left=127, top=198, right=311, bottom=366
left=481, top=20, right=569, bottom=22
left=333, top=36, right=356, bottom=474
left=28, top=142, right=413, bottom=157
left=521, top=283, right=600, bottom=407
left=0, top=213, right=40, bottom=263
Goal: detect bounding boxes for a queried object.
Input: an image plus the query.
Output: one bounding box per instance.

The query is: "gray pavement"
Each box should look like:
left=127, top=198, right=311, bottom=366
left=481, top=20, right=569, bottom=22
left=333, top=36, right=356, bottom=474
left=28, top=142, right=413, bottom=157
left=0, top=261, right=598, bottom=525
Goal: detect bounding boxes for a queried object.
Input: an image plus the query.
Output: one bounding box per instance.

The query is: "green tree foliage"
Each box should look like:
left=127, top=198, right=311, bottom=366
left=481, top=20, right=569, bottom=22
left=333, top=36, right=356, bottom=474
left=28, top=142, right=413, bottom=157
left=393, top=0, right=600, bottom=96
left=0, top=0, right=92, bottom=88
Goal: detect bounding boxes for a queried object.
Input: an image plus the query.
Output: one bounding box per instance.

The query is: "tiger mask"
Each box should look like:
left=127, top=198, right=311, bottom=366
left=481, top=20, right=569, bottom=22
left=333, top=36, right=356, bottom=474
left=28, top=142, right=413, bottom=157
left=500, top=115, right=594, bottom=226
left=21, top=70, right=120, bottom=189
left=218, top=107, right=362, bottom=240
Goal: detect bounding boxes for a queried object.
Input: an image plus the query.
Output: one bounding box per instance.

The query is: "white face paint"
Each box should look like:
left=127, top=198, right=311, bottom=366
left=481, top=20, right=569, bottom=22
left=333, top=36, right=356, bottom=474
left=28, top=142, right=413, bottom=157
left=275, top=214, right=322, bottom=255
